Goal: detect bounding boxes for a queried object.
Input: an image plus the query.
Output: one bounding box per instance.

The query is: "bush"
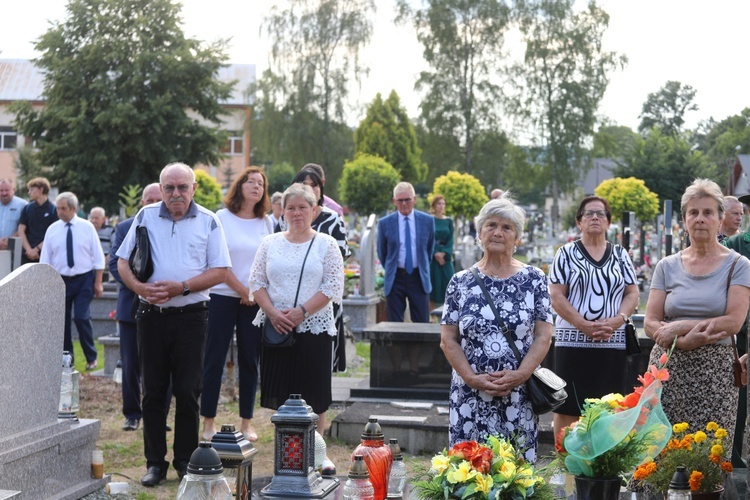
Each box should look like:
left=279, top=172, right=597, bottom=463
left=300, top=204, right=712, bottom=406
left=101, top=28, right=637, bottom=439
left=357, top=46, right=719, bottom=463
left=340, top=154, right=401, bottom=216
left=431, top=171, right=488, bottom=218
left=193, top=169, right=223, bottom=212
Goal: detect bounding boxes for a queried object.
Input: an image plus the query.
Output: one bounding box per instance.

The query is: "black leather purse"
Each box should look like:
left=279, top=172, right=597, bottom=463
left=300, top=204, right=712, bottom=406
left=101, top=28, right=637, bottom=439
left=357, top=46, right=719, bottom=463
left=624, top=317, right=641, bottom=355
left=262, top=235, right=316, bottom=348
left=128, top=225, right=153, bottom=283
left=470, top=268, right=567, bottom=414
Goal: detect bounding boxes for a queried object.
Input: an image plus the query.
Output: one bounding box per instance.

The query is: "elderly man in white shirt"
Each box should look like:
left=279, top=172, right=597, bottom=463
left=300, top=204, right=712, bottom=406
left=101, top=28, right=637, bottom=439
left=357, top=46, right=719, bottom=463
left=41, top=192, right=105, bottom=370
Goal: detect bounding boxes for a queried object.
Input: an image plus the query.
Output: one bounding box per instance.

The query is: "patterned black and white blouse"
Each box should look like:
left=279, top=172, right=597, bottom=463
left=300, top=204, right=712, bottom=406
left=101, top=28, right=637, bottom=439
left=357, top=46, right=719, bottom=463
left=549, top=240, right=637, bottom=349
left=278, top=206, right=350, bottom=261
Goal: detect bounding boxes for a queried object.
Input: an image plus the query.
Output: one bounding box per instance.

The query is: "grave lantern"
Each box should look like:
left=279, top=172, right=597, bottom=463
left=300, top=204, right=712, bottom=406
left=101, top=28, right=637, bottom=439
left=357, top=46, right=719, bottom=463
left=211, top=424, right=258, bottom=500
left=260, top=394, right=339, bottom=498
left=351, top=418, right=393, bottom=500
left=58, top=351, right=80, bottom=421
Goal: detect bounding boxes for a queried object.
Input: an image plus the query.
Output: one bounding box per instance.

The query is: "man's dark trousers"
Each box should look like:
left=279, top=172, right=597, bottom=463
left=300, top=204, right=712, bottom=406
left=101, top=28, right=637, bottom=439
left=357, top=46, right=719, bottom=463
left=138, top=306, right=207, bottom=471
left=386, top=268, right=430, bottom=323
left=62, top=271, right=97, bottom=362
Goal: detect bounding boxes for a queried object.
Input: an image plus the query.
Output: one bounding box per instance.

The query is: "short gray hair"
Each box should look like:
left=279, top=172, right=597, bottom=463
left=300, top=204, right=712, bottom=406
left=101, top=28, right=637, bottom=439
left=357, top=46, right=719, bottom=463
left=681, top=178, right=724, bottom=220
left=270, top=191, right=283, bottom=204
left=160, top=162, right=195, bottom=184
left=56, top=192, right=79, bottom=210
left=474, top=197, right=526, bottom=243
left=282, top=183, right=317, bottom=209
left=393, top=182, right=415, bottom=198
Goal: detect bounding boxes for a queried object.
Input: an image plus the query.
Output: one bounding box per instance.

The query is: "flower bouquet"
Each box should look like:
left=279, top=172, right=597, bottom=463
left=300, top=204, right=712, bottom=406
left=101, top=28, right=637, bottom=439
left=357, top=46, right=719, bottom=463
left=555, top=351, right=674, bottom=481
left=632, top=421, right=732, bottom=494
left=412, top=436, right=556, bottom=500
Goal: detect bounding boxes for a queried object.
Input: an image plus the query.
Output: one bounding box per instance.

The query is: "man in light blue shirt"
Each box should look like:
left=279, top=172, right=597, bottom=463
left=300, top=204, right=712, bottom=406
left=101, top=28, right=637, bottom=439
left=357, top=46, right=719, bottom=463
left=0, top=178, right=26, bottom=249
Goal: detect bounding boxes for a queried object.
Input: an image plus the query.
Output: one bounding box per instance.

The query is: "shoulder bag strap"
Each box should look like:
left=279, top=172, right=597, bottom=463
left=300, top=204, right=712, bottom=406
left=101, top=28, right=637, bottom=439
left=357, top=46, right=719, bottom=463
left=727, top=254, right=741, bottom=362
left=293, top=235, right=316, bottom=307
left=470, top=267, right=524, bottom=364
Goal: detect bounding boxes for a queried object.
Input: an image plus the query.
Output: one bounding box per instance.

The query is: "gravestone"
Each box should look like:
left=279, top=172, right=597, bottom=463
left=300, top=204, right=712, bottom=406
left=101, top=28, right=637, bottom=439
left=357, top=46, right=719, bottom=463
left=0, top=264, right=106, bottom=499
left=341, top=214, right=380, bottom=336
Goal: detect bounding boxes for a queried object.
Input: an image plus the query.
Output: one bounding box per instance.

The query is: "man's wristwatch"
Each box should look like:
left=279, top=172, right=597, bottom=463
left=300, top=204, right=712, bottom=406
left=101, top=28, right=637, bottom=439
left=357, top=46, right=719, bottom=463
left=300, top=305, right=310, bottom=318
left=182, top=282, right=191, bottom=296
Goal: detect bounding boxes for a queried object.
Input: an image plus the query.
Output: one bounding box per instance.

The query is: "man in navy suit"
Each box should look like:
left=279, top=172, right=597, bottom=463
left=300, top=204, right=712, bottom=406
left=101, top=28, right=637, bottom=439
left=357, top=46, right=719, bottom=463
left=377, top=182, right=435, bottom=323
left=109, top=183, right=164, bottom=431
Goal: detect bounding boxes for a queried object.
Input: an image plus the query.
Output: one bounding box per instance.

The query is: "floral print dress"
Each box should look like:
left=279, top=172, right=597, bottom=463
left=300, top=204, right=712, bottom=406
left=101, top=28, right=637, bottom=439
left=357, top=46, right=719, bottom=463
left=441, top=265, right=553, bottom=463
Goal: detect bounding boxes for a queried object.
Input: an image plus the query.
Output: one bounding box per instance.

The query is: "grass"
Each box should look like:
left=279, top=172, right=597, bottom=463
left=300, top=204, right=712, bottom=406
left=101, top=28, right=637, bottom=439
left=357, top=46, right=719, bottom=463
left=72, top=340, right=104, bottom=372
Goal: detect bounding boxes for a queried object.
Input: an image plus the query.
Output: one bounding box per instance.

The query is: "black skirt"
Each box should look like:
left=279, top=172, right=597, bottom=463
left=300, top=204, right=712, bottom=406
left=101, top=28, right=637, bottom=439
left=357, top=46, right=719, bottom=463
left=260, top=330, right=333, bottom=414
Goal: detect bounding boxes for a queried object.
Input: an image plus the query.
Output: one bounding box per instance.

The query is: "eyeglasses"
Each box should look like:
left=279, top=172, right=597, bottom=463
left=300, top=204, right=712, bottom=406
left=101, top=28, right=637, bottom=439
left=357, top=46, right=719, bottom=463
left=395, top=198, right=413, bottom=204
left=582, top=210, right=607, bottom=219
left=162, top=184, right=191, bottom=194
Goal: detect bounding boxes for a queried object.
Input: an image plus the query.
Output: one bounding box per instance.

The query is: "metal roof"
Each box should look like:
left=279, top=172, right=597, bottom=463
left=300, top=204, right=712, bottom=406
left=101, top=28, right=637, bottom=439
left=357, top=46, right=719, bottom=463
left=0, top=59, right=255, bottom=105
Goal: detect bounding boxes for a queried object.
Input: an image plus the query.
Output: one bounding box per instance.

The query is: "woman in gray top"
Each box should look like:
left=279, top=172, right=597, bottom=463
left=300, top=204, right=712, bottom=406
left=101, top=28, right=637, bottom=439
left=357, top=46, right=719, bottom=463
left=645, top=178, right=750, bottom=459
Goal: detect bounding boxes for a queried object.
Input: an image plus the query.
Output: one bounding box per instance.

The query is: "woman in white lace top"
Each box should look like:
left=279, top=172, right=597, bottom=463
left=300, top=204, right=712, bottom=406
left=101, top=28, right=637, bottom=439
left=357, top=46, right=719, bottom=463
left=249, top=183, right=344, bottom=432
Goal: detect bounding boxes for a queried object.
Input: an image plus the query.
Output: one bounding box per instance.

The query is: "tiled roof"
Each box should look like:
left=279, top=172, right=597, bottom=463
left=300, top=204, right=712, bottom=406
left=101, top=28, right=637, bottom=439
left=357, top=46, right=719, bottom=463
left=0, top=59, right=255, bottom=105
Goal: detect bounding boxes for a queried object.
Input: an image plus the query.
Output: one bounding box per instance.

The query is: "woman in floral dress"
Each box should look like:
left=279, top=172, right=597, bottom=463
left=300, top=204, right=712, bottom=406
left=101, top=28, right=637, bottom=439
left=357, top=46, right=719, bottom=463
left=440, top=197, right=553, bottom=463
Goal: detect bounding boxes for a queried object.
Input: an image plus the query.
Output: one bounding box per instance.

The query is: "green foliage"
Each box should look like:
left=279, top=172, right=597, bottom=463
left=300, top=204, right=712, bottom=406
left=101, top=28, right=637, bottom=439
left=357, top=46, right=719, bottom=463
left=118, top=184, right=143, bottom=217
left=193, top=170, right=223, bottom=212
left=638, top=80, right=698, bottom=137
left=595, top=177, right=660, bottom=222
left=492, top=144, right=548, bottom=207
left=259, top=0, right=374, bottom=186
left=12, top=146, right=46, bottom=197
left=340, top=154, right=401, bottom=215
left=11, top=0, right=233, bottom=214
left=432, top=171, right=488, bottom=218
left=265, top=162, right=296, bottom=195
left=355, top=91, right=427, bottom=183
left=615, top=128, right=715, bottom=205
left=694, top=108, right=750, bottom=189
left=397, top=0, right=509, bottom=172
left=592, top=124, right=639, bottom=160
left=511, top=0, right=626, bottom=228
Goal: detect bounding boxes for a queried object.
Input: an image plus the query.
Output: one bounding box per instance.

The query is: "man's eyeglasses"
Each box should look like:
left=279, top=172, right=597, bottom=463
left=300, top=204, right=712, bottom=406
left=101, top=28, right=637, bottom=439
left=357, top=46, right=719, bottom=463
left=162, top=184, right=191, bottom=194
left=395, top=198, right=413, bottom=204
left=582, top=210, right=607, bottom=219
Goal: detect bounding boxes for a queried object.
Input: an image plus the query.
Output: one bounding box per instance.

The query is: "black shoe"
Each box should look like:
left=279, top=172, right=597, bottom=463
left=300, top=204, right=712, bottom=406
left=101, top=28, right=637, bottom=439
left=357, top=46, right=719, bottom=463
left=140, top=466, right=167, bottom=487
left=175, top=462, right=189, bottom=480
left=166, top=423, right=172, bottom=432
left=122, top=418, right=140, bottom=431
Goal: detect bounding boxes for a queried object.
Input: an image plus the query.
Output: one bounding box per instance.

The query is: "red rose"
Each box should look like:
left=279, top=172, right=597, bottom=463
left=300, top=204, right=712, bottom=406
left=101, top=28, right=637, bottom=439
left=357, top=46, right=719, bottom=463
left=470, top=447, right=493, bottom=474
left=449, top=441, right=480, bottom=460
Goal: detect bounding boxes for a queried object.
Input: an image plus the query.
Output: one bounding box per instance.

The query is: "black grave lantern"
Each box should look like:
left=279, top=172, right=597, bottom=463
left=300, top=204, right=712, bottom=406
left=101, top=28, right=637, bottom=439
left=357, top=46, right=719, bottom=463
left=211, top=424, right=258, bottom=499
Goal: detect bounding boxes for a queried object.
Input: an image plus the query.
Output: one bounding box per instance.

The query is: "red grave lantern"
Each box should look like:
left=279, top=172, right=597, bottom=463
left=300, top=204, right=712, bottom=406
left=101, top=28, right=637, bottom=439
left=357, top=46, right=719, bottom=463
left=351, top=418, right=393, bottom=500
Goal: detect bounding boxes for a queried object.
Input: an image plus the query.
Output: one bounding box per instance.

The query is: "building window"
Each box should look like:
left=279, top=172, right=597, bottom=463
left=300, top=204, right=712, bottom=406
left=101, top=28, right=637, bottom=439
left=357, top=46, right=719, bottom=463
left=221, top=135, right=243, bottom=156
left=0, top=128, right=17, bottom=151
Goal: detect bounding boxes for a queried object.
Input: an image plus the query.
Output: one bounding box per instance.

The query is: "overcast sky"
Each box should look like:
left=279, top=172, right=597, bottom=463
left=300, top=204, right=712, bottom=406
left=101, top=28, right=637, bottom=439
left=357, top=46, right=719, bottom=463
left=2, top=0, right=748, bottom=136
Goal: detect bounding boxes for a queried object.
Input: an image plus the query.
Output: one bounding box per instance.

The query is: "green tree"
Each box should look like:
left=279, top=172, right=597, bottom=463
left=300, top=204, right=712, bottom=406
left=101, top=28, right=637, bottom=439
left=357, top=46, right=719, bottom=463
left=592, top=124, right=639, bottom=160
left=262, top=0, right=374, bottom=175
left=13, top=146, right=46, bottom=197
left=594, top=177, right=659, bottom=222
left=615, top=128, right=714, bottom=204
left=695, top=108, right=750, bottom=191
left=193, top=169, right=223, bottom=212
left=339, top=154, right=401, bottom=215
left=265, top=161, right=296, bottom=195
left=397, top=0, right=510, bottom=172
left=511, top=0, right=626, bottom=230
left=432, top=171, right=488, bottom=218
left=497, top=145, right=548, bottom=207
left=638, top=81, right=698, bottom=137
left=11, top=0, right=233, bottom=214
left=355, top=91, right=428, bottom=183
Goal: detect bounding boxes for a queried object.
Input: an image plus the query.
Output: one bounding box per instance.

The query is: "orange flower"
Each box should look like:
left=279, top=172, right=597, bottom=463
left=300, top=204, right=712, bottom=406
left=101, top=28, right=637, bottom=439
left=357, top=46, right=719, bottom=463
left=555, top=427, right=567, bottom=453
left=710, top=454, right=721, bottom=464
left=721, top=462, right=734, bottom=473
left=470, top=447, right=493, bottom=474
left=689, top=471, right=704, bottom=491
left=634, top=462, right=657, bottom=480
left=622, top=391, right=640, bottom=409
left=659, top=353, right=668, bottom=365
left=648, top=364, right=669, bottom=382
left=638, top=371, right=655, bottom=388
left=449, top=441, right=480, bottom=460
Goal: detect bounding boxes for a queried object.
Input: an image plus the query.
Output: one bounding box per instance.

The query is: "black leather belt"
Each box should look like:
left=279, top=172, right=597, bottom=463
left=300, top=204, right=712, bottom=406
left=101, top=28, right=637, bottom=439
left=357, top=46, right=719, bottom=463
left=396, top=268, right=418, bottom=275
left=138, top=300, right=208, bottom=315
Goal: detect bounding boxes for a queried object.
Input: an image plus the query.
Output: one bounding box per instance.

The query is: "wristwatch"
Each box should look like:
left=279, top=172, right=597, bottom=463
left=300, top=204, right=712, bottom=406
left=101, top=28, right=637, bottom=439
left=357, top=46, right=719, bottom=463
left=620, top=313, right=630, bottom=324
left=300, top=305, right=310, bottom=318
left=182, top=282, right=191, bottom=296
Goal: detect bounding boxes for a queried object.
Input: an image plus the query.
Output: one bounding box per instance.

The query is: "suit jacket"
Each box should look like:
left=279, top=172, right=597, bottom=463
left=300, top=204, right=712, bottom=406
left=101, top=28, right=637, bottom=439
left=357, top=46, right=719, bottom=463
left=109, top=216, right=137, bottom=323
left=724, top=231, right=750, bottom=258
left=377, top=209, right=435, bottom=295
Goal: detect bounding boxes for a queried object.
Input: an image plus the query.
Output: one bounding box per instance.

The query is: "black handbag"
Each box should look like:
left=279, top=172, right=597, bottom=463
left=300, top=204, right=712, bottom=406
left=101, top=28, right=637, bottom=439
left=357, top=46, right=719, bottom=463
left=470, top=267, right=567, bottom=414
left=261, top=235, right=316, bottom=348
left=624, top=317, right=641, bottom=355
left=128, top=225, right=153, bottom=283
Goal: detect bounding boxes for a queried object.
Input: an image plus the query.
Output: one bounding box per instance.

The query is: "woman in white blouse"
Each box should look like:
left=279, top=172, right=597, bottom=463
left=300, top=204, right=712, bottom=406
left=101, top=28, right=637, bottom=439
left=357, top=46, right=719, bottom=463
left=249, top=183, right=344, bottom=432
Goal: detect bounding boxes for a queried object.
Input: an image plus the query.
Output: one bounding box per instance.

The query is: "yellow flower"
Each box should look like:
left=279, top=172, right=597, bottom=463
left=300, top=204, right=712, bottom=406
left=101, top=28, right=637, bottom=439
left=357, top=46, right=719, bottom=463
left=673, top=422, right=689, bottom=433
left=706, top=422, right=719, bottom=432
left=431, top=454, right=451, bottom=474
left=447, top=461, right=476, bottom=484
left=515, top=476, right=536, bottom=489
left=474, top=473, right=494, bottom=494
left=693, top=431, right=707, bottom=443
left=601, top=393, right=625, bottom=408
left=710, top=444, right=724, bottom=457
left=496, top=458, right=517, bottom=481
left=496, top=441, right=516, bottom=460
left=715, top=428, right=728, bottom=440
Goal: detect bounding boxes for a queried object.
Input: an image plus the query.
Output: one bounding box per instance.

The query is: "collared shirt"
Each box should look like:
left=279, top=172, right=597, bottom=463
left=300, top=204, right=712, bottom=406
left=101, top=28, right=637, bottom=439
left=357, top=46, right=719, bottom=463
left=115, top=201, right=231, bottom=307
left=40, top=215, right=105, bottom=276
left=398, top=210, right=418, bottom=269
left=18, top=199, right=58, bottom=247
left=0, top=196, right=27, bottom=238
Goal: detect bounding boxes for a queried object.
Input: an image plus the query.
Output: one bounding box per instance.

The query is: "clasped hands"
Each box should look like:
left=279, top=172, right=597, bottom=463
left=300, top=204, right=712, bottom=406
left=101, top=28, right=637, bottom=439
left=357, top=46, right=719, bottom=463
left=652, top=319, right=725, bottom=350
left=139, top=280, right=185, bottom=304
left=579, top=316, right=622, bottom=341
left=267, top=307, right=305, bottom=334
left=471, top=370, right=527, bottom=398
